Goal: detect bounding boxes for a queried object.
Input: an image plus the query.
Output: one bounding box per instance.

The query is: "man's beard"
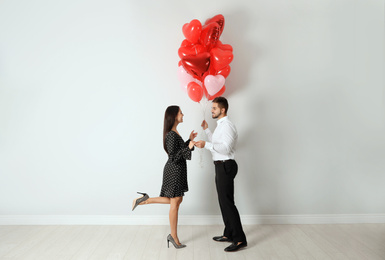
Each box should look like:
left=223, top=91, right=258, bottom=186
left=212, top=112, right=221, bottom=119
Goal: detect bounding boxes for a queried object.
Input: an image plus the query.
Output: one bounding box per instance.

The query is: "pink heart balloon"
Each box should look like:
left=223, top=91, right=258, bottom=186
left=204, top=75, right=225, bottom=96
left=177, top=66, right=202, bottom=92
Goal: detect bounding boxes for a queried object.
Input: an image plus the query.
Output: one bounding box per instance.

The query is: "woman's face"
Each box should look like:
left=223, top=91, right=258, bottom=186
left=176, top=109, right=184, bottom=123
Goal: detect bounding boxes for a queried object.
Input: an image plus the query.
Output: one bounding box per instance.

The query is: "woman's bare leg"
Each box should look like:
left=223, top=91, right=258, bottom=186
left=169, top=197, right=183, bottom=244
left=141, top=197, right=170, bottom=204
left=133, top=195, right=184, bottom=244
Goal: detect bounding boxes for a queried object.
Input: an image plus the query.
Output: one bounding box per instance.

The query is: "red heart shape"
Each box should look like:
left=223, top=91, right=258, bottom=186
left=182, top=19, right=202, bottom=44
left=199, top=22, right=220, bottom=51
left=216, top=40, right=233, bottom=51
left=210, top=47, right=233, bottom=70
left=180, top=39, right=193, bottom=47
left=217, top=66, right=231, bottom=78
left=208, top=65, right=231, bottom=78
left=204, top=14, right=225, bottom=37
left=181, top=52, right=211, bottom=79
left=178, top=44, right=206, bottom=59
left=180, top=39, right=192, bottom=47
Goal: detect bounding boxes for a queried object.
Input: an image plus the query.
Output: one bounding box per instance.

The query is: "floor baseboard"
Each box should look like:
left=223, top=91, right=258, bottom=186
left=1, top=214, right=384, bottom=225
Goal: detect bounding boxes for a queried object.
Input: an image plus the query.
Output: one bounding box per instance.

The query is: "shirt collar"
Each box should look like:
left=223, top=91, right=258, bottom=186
left=217, top=116, right=228, bottom=125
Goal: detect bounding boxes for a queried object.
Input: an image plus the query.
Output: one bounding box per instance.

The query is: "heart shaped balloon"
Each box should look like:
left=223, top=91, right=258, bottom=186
left=216, top=40, right=233, bottom=51
left=181, top=52, right=210, bottom=79
left=204, top=75, right=225, bottom=96
left=203, top=84, right=226, bottom=100
left=178, top=14, right=232, bottom=101
left=204, top=14, right=225, bottom=37
left=199, top=22, right=220, bottom=51
left=178, top=66, right=202, bottom=92
left=210, top=47, right=233, bottom=70
left=208, top=65, right=231, bottom=78
left=180, top=39, right=190, bottom=47
left=208, top=85, right=226, bottom=100
left=178, top=44, right=206, bottom=59
left=187, top=82, right=204, bottom=102
left=182, top=19, right=202, bottom=44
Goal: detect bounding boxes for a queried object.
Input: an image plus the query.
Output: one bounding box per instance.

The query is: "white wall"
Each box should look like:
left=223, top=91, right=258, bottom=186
left=0, top=0, right=384, bottom=223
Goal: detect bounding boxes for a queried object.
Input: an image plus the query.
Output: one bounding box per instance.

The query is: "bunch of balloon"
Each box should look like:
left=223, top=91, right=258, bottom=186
left=177, top=14, right=233, bottom=105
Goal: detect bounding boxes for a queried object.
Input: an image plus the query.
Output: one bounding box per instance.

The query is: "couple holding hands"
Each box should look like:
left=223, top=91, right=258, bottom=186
left=132, top=97, right=247, bottom=252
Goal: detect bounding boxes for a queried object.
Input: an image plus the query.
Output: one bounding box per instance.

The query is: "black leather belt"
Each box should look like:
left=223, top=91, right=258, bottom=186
left=214, top=159, right=234, bottom=165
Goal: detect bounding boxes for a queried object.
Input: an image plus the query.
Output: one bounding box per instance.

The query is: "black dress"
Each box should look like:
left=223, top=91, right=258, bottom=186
left=160, top=131, right=193, bottom=198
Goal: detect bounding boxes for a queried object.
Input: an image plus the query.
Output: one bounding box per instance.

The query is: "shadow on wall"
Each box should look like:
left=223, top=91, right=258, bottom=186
left=237, top=97, right=285, bottom=216
left=222, top=9, right=259, bottom=97
left=222, top=9, right=283, bottom=215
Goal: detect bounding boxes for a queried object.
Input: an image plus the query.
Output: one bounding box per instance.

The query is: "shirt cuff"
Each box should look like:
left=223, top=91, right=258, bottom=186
left=204, top=141, right=213, bottom=150
left=204, top=128, right=210, bottom=134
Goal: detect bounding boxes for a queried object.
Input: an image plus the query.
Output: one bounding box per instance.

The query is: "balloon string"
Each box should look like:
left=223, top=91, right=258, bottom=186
left=198, top=97, right=209, bottom=168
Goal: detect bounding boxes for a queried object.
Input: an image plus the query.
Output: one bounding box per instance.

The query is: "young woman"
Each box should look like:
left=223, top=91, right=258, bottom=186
left=132, top=105, right=197, bottom=249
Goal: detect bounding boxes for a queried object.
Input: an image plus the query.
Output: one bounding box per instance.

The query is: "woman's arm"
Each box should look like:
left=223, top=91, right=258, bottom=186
left=167, top=132, right=193, bottom=161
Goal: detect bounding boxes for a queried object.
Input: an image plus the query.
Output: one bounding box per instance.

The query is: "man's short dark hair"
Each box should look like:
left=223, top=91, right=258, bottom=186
left=212, top=96, right=229, bottom=114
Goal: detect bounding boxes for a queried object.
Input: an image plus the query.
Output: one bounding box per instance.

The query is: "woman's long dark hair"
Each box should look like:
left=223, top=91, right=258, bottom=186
left=163, top=105, right=180, bottom=154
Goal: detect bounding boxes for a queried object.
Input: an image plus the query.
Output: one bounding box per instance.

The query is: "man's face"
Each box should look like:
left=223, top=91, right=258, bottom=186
left=211, top=103, right=222, bottom=119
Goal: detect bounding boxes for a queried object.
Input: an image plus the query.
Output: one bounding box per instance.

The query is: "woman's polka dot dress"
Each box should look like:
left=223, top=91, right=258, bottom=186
left=160, top=131, right=193, bottom=198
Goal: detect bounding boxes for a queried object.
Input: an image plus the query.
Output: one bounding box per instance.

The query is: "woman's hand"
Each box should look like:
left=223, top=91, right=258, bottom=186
left=189, top=141, right=196, bottom=150
left=189, top=130, right=197, bottom=141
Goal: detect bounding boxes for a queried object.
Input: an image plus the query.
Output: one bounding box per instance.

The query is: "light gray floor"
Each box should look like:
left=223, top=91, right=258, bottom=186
left=0, top=224, right=384, bottom=259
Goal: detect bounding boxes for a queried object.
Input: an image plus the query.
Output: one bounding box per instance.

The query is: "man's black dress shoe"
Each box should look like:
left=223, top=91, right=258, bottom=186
left=224, top=242, right=247, bottom=252
left=213, top=236, right=232, bottom=242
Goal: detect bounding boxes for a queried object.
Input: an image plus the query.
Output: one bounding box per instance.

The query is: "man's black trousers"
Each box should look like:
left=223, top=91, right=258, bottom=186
left=214, top=159, right=247, bottom=243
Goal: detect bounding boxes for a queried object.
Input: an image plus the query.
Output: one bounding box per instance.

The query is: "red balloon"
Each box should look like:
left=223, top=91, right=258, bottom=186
left=216, top=65, right=231, bottom=78
left=182, top=19, right=202, bottom=44
left=208, top=65, right=231, bottom=78
left=199, top=22, right=220, bottom=51
left=180, top=39, right=192, bottom=47
left=210, top=47, right=233, bottom=70
left=178, top=44, right=206, bottom=59
left=187, top=82, right=204, bottom=102
left=216, top=40, right=233, bottom=51
left=181, top=52, right=210, bottom=79
left=205, top=14, right=225, bottom=37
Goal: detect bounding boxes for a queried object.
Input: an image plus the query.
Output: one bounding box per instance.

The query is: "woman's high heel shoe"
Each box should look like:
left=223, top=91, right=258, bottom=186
left=167, top=234, right=186, bottom=249
left=132, top=192, right=149, bottom=211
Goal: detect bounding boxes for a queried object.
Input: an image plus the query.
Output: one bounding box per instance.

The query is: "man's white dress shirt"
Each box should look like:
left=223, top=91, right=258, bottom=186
left=204, top=116, right=238, bottom=161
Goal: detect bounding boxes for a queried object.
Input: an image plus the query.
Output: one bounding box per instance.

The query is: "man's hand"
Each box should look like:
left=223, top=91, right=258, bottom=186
left=195, top=140, right=206, bottom=148
left=189, top=130, right=197, bottom=141
left=201, top=120, right=208, bottom=130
